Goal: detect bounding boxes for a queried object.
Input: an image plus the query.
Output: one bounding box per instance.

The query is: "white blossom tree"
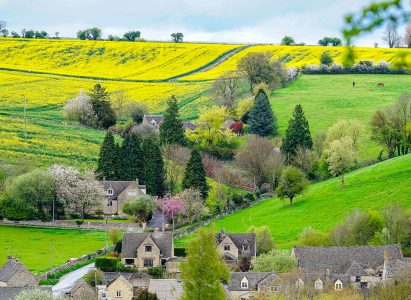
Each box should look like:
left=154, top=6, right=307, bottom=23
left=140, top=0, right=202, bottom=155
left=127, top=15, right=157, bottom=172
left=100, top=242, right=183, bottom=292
left=179, top=188, right=207, bottom=224
left=49, top=164, right=80, bottom=204
left=63, top=90, right=96, bottom=126
left=325, top=136, right=357, bottom=186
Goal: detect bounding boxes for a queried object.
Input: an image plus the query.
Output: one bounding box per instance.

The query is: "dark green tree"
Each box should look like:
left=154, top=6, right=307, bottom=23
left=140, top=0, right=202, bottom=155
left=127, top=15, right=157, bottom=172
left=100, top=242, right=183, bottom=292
left=182, top=148, right=208, bottom=199
left=96, top=131, right=119, bottom=180
left=120, top=133, right=144, bottom=182
left=320, top=51, right=333, bottom=66
left=89, top=84, right=116, bottom=129
left=159, top=95, right=186, bottom=145
left=248, top=89, right=277, bottom=137
left=281, top=104, right=313, bottom=163
left=142, top=137, right=165, bottom=197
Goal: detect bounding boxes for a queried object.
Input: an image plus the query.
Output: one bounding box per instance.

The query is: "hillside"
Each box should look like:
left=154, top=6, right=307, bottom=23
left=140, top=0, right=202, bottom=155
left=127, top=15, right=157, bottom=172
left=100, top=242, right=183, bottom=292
left=176, top=154, right=411, bottom=249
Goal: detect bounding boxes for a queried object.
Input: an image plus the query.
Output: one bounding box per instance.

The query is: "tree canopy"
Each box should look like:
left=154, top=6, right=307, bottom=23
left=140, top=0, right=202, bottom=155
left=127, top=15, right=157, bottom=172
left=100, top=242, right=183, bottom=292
left=159, top=95, right=186, bottom=146
left=248, top=89, right=278, bottom=137
left=182, top=148, right=209, bottom=199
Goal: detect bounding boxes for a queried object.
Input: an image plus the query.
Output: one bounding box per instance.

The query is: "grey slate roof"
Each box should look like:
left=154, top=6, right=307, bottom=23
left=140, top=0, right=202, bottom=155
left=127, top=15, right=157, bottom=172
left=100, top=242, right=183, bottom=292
left=182, top=121, right=197, bottom=130
left=68, top=279, right=95, bottom=295
left=385, top=258, right=411, bottom=279
left=345, top=260, right=367, bottom=276
left=122, top=232, right=173, bottom=258
left=103, top=272, right=150, bottom=286
left=0, top=258, right=35, bottom=284
left=292, top=245, right=403, bottom=275
left=228, top=272, right=272, bottom=291
left=101, top=180, right=146, bottom=200
left=0, top=286, right=51, bottom=300
left=143, top=115, right=164, bottom=126
left=215, top=232, right=256, bottom=257
left=148, top=279, right=183, bottom=300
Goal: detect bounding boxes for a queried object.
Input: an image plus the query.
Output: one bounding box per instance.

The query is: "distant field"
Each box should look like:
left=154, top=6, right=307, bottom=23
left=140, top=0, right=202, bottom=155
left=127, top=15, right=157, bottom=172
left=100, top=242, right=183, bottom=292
left=183, top=45, right=411, bottom=80
left=0, top=38, right=241, bottom=80
left=176, top=154, right=411, bottom=249
left=0, top=226, right=105, bottom=274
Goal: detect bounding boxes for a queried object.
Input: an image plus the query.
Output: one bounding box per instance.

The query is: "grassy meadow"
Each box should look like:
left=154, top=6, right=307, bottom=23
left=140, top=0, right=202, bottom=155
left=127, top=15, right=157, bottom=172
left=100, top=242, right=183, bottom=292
left=176, top=154, right=411, bottom=249
left=0, top=226, right=106, bottom=274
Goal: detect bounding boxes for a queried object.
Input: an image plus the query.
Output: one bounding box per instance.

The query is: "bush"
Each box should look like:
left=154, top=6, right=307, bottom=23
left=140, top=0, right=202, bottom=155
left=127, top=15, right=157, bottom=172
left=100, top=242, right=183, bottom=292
left=251, top=250, right=297, bottom=272
left=0, top=197, right=37, bottom=220
left=298, top=227, right=332, bottom=246
left=147, top=266, right=164, bottom=279
left=320, top=51, right=333, bottom=66
left=303, top=61, right=408, bottom=74
left=95, top=256, right=119, bottom=272
left=83, top=269, right=103, bottom=287
left=174, top=247, right=187, bottom=257
left=136, top=290, right=159, bottom=300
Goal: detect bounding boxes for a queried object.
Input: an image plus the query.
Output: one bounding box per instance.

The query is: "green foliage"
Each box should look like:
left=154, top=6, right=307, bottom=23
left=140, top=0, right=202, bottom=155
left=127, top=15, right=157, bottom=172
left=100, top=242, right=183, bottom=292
left=281, top=104, right=313, bottom=162
left=180, top=227, right=229, bottom=300
left=120, top=133, right=144, bottom=181
left=95, top=256, right=119, bottom=272
left=142, top=137, right=165, bottom=196
left=281, top=36, right=295, bottom=46
left=77, top=27, right=102, bottom=40
left=123, top=31, right=141, bottom=41
left=248, top=89, right=278, bottom=137
left=182, top=148, right=209, bottom=199
left=171, top=32, right=184, bottom=42
left=88, top=84, right=116, bottom=129
left=249, top=226, right=275, bottom=255
left=251, top=250, right=297, bottom=272
left=136, top=290, right=159, bottom=300
left=96, top=131, right=119, bottom=180
left=108, top=228, right=122, bottom=245
left=125, top=102, right=148, bottom=124
left=320, top=51, right=333, bottom=66
left=15, top=289, right=61, bottom=300
left=122, top=195, right=155, bottom=224
left=83, top=268, right=103, bottom=286
left=147, top=266, right=164, bottom=279
left=318, top=37, right=342, bottom=46
left=174, top=247, right=187, bottom=257
left=2, top=169, right=54, bottom=221
left=159, top=95, right=186, bottom=146
left=298, top=227, right=332, bottom=246
left=277, top=166, right=308, bottom=205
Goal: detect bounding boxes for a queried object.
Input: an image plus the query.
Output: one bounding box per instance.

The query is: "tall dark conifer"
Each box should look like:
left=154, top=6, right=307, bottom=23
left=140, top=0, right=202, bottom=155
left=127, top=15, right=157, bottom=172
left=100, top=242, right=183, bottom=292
left=182, top=148, right=209, bottom=199
left=120, top=133, right=144, bottom=182
left=280, top=104, right=313, bottom=162
left=159, top=95, right=186, bottom=145
left=89, top=84, right=116, bottom=129
left=142, top=137, right=165, bottom=197
left=96, top=131, right=119, bottom=180
left=248, top=89, right=278, bottom=137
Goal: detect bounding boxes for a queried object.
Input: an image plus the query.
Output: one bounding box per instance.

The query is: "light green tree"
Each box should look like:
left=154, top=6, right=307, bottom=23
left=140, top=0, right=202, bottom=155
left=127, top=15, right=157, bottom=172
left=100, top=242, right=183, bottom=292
left=180, top=227, right=229, bottom=300
left=248, top=226, right=275, bottom=254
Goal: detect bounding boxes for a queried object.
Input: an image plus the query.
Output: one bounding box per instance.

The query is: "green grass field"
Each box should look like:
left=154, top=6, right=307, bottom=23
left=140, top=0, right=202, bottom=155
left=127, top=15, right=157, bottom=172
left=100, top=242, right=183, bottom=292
left=176, top=154, right=411, bottom=249
left=0, top=226, right=106, bottom=274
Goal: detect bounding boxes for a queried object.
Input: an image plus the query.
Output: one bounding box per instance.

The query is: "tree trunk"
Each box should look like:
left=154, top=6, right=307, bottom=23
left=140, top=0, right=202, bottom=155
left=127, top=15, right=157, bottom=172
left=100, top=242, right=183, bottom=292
left=289, top=197, right=293, bottom=205
left=341, top=174, right=345, bottom=187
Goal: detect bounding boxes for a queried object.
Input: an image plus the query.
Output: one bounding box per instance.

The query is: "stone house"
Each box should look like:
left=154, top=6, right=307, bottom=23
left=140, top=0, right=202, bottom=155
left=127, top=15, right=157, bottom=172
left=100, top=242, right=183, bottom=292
left=67, top=279, right=96, bottom=300
left=148, top=279, right=183, bottom=300
left=142, top=115, right=164, bottom=130
left=227, top=272, right=283, bottom=300
left=121, top=232, right=174, bottom=269
left=0, top=257, right=38, bottom=287
left=101, top=180, right=146, bottom=216
left=292, top=245, right=405, bottom=290
left=106, top=275, right=134, bottom=300
left=215, top=231, right=256, bottom=262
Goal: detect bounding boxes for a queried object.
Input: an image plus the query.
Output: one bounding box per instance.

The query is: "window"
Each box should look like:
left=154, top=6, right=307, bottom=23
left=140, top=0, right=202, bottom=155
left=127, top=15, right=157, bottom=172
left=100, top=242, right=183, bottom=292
left=116, top=290, right=122, bottom=297
left=107, top=201, right=112, bottom=207
left=242, top=244, right=249, bottom=251
left=107, top=188, right=113, bottom=196
left=125, top=259, right=135, bottom=265
left=241, top=281, right=248, bottom=289
left=314, top=279, right=323, bottom=290
left=355, top=276, right=361, bottom=282
left=145, top=245, right=152, bottom=252
left=144, top=259, right=153, bottom=267
left=128, top=191, right=136, bottom=196
left=224, top=244, right=231, bottom=251
left=335, top=280, right=343, bottom=290
left=270, top=286, right=278, bottom=292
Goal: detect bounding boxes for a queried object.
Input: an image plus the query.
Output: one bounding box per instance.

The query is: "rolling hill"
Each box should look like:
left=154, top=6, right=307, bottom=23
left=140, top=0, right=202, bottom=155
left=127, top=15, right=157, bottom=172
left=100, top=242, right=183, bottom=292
left=176, top=154, right=411, bottom=249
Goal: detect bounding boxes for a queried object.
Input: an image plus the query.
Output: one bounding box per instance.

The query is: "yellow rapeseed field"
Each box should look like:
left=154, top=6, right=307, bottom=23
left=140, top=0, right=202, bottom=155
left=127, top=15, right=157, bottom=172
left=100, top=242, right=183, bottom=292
left=183, top=45, right=411, bottom=80
left=0, top=38, right=241, bottom=80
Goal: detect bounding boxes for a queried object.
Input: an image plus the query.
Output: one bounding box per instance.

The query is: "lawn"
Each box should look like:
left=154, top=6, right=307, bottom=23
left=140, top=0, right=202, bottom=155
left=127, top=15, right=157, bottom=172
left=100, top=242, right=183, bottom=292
left=176, top=154, right=411, bottom=249
left=0, top=225, right=106, bottom=275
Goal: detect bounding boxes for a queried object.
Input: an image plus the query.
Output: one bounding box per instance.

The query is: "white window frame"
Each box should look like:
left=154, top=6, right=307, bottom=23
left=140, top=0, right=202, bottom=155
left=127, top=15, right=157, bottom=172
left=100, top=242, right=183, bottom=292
left=241, top=281, right=248, bottom=289
left=116, top=290, right=122, bottom=297
left=107, top=188, right=114, bottom=196
left=335, top=281, right=343, bottom=290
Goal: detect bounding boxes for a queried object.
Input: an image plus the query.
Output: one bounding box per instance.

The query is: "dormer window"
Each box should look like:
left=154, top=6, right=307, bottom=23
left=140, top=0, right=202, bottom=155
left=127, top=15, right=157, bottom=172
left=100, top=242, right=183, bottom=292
left=335, top=280, right=343, bottom=290
left=107, top=188, right=113, bottom=196
left=145, top=245, right=152, bottom=252
left=242, top=244, right=249, bottom=251
left=241, top=277, right=248, bottom=289
left=224, top=244, right=231, bottom=251
left=150, top=120, right=157, bottom=126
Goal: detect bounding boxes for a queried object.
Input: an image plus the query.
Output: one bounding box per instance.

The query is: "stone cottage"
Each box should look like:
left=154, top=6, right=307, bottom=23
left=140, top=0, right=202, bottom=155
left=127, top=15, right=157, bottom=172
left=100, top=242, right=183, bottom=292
left=101, top=180, right=146, bottom=216
left=292, top=245, right=405, bottom=290
left=142, top=115, right=164, bottom=130
left=121, top=232, right=174, bottom=269
left=215, top=231, right=256, bottom=262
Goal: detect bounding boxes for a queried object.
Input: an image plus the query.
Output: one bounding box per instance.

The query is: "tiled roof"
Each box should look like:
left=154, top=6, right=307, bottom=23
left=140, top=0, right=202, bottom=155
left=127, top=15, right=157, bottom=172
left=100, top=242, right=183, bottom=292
left=228, top=272, right=272, bottom=291
left=292, top=245, right=403, bottom=275
left=215, top=232, right=256, bottom=257
left=148, top=279, right=183, bottom=300
left=0, top=258, right=35, bottom=284
left=122, top=232, right=173, bottom=258
left=385, top=258, right=411, bottom=279
left=101, top=180, right=146, bottom=200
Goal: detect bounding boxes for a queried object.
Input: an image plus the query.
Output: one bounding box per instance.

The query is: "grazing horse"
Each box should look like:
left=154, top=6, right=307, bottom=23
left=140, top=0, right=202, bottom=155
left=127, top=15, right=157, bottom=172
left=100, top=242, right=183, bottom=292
left=377, top=82, right=384, bottom=87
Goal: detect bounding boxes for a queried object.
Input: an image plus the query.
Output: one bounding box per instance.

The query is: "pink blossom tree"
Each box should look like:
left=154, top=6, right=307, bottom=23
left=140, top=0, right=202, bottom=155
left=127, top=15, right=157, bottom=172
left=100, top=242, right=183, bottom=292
left=158, top=195, right=185, bottom=230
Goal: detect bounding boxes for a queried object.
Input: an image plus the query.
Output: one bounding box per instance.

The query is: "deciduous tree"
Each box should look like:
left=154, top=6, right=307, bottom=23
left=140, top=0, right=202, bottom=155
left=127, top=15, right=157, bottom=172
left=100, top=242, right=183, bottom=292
left=123, top=195, right=155, bottom=224
left=179, top=188, right=206, bottom=224
left=180, top=227, right=229, bottom=300
left=123, top=30, right=141, bottom=41
left=382, top=22, right=402, bottom=48
left=158, top=195, right=185, bottom=230
left=251, top=250, right=297, bottom=272
left=281, top=36, right=295, bottom=45
left=171, top=32, right=184, bottom=42
left=276, top=166, right=308, bottom=205
left=249, top=226, right=275, bottom=254
left=162, top=144, right=190, bottom=193
left=63, top=91, right=97, bottom=126
left=212, top=71, right=241, bottom=108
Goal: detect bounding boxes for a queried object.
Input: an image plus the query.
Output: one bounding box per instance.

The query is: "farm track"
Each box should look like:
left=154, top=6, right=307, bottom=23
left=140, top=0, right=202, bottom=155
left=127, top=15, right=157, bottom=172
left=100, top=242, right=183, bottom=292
left=0, top=45, right=252, bottom=83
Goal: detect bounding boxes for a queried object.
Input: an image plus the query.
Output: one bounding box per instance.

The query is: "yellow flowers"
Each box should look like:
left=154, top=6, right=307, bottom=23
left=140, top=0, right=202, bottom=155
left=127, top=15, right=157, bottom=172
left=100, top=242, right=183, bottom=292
left=0, top=38, right=241, bottom=80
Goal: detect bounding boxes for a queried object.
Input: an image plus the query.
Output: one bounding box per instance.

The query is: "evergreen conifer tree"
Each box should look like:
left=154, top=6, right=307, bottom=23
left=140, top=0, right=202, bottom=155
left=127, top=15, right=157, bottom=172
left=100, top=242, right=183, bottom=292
left=159, top=95, right=186, bottom=145
left=280, top=104, right=313, bottom=162
left=89, top=84, right=116, bottom=129
left=142, top=137, right=165, bottom=197
left=182, top=148, right=208, bottom=199
left=120, top=133, right=144, bottom=182
left=96, top=131, right=119, bottom=180
left=248, top=89, right=277, bottom=136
